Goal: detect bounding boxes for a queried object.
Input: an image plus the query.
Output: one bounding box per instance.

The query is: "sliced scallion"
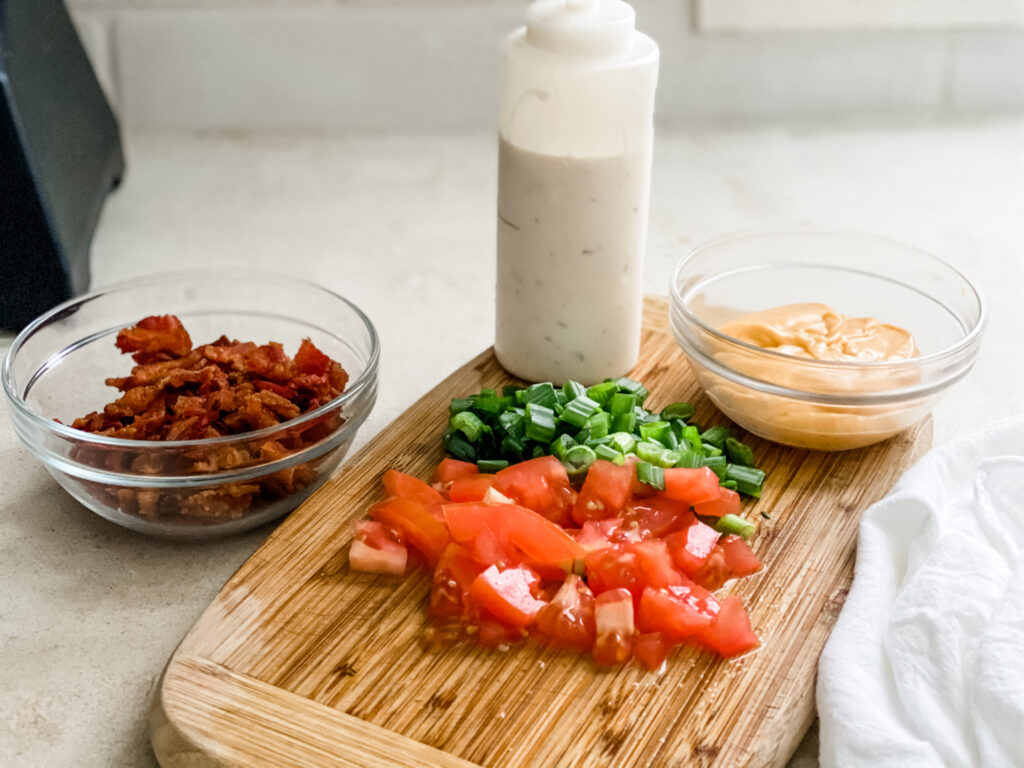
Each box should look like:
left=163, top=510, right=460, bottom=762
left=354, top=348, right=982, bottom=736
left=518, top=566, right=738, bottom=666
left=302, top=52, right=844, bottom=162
left=451, top=410, right=486, bottom=442
left=661, top=402, right=696, bottom=422
left=635, top=461, right=666, bottom=491
left=477, top=458, right=509, bottom=473
left=724, top=437, right=756, bottom=467
left=714, top=513, right=756, bottom=540
left=524, top=403, right=557, bottom=443
left=594, top=444, right=626, bottom=465
left=700, top=425, right=733, bottom=450
left=559, top=395, right=601, bottom=428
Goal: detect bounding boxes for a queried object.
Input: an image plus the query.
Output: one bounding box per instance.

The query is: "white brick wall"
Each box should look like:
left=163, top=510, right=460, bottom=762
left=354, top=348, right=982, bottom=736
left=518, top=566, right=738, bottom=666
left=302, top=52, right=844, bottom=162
left=66, top=0, right=1024, bottom=130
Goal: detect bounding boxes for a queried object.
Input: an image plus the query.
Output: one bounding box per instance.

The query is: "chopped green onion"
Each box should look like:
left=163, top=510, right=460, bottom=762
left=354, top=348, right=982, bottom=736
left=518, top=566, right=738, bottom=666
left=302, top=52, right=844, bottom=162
left=472, top=391, right=504, bottom=414
left=477, top=459, right=509, bottom=473
left=725, top=464, right=764, bottom=497
left=680, top=425, right=702, bottom=452
left=501, top=434, right=526, bottom=461
left=700, top=425, right=733, bottom=450
left=562, top=380, right=586, bottom=400
left=714, top=513, right=756, bottom=540
left=585, top=381, right=617, bottom=407
left=661, top=402, right=696, bottom=422
left=563, top=445, right=597, bottom=482
left=525, top=403, right=557, bottom=443
left=608, top=432, right=637, bottom=455
left=449, top=397, right=473, bottom=416
left=635, top=461, right=665, bottom=491
left=674, top=448, right=703, bottom=468
left=531, top=444, right=546, bottom=459
left=519, top=382, right=559, bottom=409
left=724, top=437, right=756, bottom=467
left=443, top=430, right=476, bottom=462
left=609, top=392, right=636, bottom=417
left=502, top=385, right=522, bottom=399
left=611, top=410, right=637, bottom=434
left=498, top=409, right=526, bottom=440
left=636, top=441, right=678, bottom=468
left=702, top=455, right=727, bottom=479
left=639, top=420, right=673, bottom=448
left=594, top=444, right=625, bottom=465
left=550, top=433, right=575, bottom=460
left=615, top=377, right=649, bottom=404
left=586, top=411, right=611, bottom=439
left=450, top=411, right=486, bottom=442
left=559, top=395, right=601, bottom=428
left=720, top=480, right=738, bottom=491
left=702, top=443, right=723, bottom=457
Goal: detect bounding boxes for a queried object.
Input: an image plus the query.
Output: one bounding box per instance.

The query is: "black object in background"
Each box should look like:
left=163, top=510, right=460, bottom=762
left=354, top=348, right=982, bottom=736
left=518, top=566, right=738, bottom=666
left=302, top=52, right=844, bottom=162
left=0, top=0, right=125, bottom=331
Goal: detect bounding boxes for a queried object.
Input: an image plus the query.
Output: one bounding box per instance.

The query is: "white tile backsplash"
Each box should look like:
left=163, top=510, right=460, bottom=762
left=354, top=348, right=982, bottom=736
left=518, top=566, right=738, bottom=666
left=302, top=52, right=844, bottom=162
left=62, top=0, right=1024, bottom=131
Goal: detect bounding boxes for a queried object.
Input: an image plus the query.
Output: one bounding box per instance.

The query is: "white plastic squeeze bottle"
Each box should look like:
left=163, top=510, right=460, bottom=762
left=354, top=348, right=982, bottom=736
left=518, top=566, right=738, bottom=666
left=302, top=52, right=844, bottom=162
left=494, top=0, right=659, bottom=384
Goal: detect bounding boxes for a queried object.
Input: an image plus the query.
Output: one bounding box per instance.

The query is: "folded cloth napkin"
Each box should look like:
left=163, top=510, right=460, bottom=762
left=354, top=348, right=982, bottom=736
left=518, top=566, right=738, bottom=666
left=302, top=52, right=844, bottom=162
left=818, top=416, right=1024, bottom=768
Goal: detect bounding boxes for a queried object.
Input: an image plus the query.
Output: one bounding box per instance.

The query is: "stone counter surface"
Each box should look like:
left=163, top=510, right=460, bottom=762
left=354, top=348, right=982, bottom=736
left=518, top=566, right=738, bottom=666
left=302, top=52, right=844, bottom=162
left=3, top=122, right=1023, bottom=766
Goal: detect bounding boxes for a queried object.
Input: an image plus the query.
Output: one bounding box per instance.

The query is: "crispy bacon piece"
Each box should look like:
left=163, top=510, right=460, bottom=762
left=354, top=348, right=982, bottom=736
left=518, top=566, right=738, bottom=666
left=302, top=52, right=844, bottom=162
left=69, top=315, right=350, bottom=523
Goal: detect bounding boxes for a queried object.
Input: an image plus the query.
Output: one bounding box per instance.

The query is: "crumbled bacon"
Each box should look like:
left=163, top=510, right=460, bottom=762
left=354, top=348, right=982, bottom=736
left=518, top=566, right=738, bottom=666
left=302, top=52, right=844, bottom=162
left=69, top=315, right=350, bottom=524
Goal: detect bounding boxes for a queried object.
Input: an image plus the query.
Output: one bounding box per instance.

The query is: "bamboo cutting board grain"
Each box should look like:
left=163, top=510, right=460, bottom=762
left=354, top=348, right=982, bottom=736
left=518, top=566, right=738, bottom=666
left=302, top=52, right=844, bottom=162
left=150, top=297, right=932, bottom=768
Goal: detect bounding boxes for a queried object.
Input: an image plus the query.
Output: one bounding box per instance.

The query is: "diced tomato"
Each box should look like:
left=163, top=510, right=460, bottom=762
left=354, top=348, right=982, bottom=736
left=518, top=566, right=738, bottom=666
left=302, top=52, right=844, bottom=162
left=692, top=486, right=742, bottom=518
left=637, top=582, right=721, bottom=642
left=584, top=545, right=642, bottom=596
left=494, top=456, right=576, bottom=526
left=382, top=469, right=445, bottom=506
left=534, top=574, right=596, bottom=650
left=428, top=543, right=484, bottom=620
left=661, top=467, right=721, bottom=505
left=348, top=520, right=407, bottom=575
left=431, top=458, right=479, bottom=488
left=443, top=502, right=583, bottom=567
left=574, top=518, right=621, bottom=554
left=622, top=497, right=694, bottom=539
left=630, top=539, right=685, bottom=589
left=664, top=520, right=721, bottom=577
left=694, top=534, right=762, bottom=590
left=369, top=496, right=449, bottom=565
left=448, top=474, right=497, bottom=503
left=634, top=632, right=672, bottom=671
left=571, top=460, right=634, bottom=524
left=700, top=595, right=759, bottom=658
left=469, top=565, right=546, bottom=628
left=593, top=588, right=635, bottom=665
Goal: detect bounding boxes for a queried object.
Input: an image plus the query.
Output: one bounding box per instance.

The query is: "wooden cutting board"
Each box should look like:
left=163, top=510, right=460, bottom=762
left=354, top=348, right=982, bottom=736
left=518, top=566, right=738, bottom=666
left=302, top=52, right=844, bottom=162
left=150, top=296, right=932, bottom=768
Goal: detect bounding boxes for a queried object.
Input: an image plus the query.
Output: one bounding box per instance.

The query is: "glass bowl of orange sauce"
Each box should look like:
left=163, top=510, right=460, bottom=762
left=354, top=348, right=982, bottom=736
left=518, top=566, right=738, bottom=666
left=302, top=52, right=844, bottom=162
left=669, top=228, right=985, bottom=451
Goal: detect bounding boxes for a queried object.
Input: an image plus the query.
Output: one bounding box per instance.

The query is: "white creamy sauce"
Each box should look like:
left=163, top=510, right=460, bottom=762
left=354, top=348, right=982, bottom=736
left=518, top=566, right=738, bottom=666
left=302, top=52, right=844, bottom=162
left=495, top=137, right=648, bottom=384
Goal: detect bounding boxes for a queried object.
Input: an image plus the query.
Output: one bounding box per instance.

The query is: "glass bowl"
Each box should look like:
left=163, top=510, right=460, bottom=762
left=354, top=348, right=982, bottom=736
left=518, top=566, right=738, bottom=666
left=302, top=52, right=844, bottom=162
left=3, top=271, right=379, bottom=538
left=669, top=229, right=985, bottom=451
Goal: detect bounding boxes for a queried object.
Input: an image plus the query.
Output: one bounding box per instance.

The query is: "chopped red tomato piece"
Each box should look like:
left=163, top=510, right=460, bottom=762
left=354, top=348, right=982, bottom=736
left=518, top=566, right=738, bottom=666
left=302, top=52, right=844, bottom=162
left=692, top=486, right=742, bottom=518
left=630, top=539, right=685, bottom=589
left=431, top=458, right=479, bottom=488
left=469, top=565, right=546, bottom=628
left=448, top=474, right=497, bottom=503
left=477, top=610, right=523, bottom=648
left=584, top=545, right=642, bottom=596
left=534, top=574, right=596, bottom=650
left=348, top=520, right=407, bottom=575
left=593, top=588, right=635, bottom=665
left=720, top=534, right=763, bottom=577
left=662, top=467, right=721, bottom=505
left=428, top=543, right=484, bottom=621
left=572, top=460, right=634, bottom=524
left=574, top=518, right=622, bottom=554
left=494, top=456, right=576, bottom=526
left=369, top=496, right=449, bottom=566
left=637, top=582, right=721, bottom=642
left=623, top=497, right=694, bottom=539
left=443, top=502, right=583, bottom=567
left=634, top=632, right=672, bottom=671
left=701, top=595, right=759, bottom=658
left=382, top=469, right=445, bottom=507
left=664, top=520, right=721, bottom=577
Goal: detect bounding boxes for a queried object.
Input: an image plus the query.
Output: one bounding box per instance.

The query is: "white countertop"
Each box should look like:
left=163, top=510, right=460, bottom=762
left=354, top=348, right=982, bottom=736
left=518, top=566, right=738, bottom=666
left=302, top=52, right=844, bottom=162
left=3, top=121, right=1023, bottom=766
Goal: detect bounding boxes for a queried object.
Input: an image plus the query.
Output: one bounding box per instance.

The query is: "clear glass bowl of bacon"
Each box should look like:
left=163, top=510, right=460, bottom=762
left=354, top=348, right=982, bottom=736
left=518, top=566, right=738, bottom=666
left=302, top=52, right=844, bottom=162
left=3, top=271, right=379, bottom=538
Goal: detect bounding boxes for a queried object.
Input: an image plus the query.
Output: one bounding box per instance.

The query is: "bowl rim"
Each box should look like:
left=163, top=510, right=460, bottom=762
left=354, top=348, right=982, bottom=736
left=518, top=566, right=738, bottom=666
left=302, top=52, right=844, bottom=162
left=669, top=226, right=987, bottom=372
left=2, top=269, right=381, bottom=450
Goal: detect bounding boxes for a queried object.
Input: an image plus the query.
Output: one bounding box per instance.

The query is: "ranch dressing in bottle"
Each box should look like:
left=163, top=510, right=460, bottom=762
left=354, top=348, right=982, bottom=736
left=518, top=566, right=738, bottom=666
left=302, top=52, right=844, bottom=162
left=495, top=0, right=658, bottom=384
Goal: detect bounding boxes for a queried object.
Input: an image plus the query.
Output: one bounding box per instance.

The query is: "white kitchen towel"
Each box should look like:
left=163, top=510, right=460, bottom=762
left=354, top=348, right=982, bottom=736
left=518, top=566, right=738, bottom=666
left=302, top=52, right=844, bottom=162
left=818, top=415, right=1024, bottom=768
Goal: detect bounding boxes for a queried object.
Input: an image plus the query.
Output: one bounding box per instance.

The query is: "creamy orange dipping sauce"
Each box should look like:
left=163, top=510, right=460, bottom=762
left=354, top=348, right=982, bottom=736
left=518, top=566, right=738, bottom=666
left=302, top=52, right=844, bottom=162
left=719, top=303, right=919, bottom=363
left=686, top=303, right=925, bottom=451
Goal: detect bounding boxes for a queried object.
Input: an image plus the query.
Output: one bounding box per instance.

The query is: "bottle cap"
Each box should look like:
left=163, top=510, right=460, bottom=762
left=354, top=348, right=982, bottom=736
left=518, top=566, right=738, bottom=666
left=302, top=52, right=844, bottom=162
left=526, top=0, right=636, bottom=57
